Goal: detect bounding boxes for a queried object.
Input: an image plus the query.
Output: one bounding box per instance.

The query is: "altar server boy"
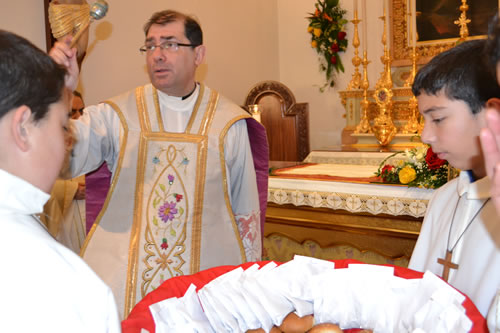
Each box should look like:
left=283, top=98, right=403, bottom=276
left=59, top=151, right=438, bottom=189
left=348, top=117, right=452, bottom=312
left=408, top=39, right=500, bottom=323
left=0, top=30, right=120, bottom=332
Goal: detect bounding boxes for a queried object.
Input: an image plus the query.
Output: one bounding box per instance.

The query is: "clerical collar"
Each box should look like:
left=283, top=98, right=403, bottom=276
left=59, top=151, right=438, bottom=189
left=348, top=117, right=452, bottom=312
left=158, top=83, right=199, bottom=102
left=157, top=84, right=200, bottom=115
left=182, top=84, right=197, bottom=100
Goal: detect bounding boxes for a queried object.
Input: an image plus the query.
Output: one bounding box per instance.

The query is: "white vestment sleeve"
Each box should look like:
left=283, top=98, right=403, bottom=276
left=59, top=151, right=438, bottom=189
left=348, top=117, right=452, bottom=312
left=224, top=119, right=262, bottom=261
left=223, top=119, right=258, bottom=214
left=69, top=103, right=122, bottom=178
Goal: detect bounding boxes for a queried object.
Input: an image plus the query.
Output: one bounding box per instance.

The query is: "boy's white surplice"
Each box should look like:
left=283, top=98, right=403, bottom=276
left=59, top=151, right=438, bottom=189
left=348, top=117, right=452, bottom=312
left=409, top=171, right=500, bottom=324
left=0, top=169, right=120, bottom=332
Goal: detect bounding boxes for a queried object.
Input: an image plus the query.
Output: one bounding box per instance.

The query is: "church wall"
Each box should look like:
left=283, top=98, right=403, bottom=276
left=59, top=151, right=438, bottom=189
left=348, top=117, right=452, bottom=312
left=76, top=0, right=281, bottom=107
left=276, top=0, right=384, bottom=150
left=1, top=0, right=386, bottom=152
left=2, top=0, right=46, bottom=51
left=1, top=0, right=280, bottom=109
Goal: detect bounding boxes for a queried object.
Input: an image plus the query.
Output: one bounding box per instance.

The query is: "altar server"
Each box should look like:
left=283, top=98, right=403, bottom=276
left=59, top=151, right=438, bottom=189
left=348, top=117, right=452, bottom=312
left=0, top=30, right=120, bottom=332
left=49, top=9, right=269, bottom=318
left=408, top=39, right=500, bottom=323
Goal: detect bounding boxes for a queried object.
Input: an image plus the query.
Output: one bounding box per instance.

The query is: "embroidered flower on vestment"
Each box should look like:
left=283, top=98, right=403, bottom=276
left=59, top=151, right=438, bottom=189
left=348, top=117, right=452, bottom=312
left=161, top=238, right=168, bottom=250
left=153, top=156, right=160, bottom=164
left=168, top=174, right=174, bottom=185
left=158, top=201, right=178, bottom=222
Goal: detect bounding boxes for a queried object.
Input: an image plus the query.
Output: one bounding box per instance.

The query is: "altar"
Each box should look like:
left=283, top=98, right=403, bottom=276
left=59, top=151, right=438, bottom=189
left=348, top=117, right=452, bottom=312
left=263, top=151, right=435, bottom=267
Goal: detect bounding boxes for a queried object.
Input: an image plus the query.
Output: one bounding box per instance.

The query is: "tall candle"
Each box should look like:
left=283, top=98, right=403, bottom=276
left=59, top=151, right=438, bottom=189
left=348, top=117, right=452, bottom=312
left=354, top=0, right=358, bottom=14
left=411, top=0, right=417, bottom=47
left=362, top=0, right=367, bottom=52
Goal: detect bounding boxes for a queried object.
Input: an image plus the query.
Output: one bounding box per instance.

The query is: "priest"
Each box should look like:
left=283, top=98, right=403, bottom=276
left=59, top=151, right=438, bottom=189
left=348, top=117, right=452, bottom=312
left=50, top=9, right=269, bottom=318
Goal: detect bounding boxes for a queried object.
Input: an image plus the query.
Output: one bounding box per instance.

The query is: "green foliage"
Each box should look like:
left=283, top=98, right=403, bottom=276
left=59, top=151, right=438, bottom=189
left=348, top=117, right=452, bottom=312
left=307, top=0, right=348, bottom=91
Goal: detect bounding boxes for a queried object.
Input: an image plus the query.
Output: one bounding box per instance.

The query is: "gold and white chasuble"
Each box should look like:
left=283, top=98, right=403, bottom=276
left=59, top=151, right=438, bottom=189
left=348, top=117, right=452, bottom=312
left=80, top=84, right=261, bottom=318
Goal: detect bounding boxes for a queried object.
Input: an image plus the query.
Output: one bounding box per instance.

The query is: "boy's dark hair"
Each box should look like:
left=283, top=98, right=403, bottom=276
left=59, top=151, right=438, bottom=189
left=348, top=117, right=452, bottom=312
left=412, top=39, right=500, bottom=114
left=143, top=10, right=203, bottom=47
left=0, top=30, right=66, bottom=122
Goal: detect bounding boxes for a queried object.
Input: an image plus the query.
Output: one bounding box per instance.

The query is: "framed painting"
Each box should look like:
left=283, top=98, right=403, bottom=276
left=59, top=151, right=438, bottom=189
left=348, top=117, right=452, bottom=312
left=390, top=0, right=499, bottom=66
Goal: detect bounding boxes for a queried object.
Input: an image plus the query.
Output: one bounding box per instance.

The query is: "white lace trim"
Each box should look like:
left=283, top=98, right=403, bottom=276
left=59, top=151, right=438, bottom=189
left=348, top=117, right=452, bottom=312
left=268, top=188, right=429, bottom=218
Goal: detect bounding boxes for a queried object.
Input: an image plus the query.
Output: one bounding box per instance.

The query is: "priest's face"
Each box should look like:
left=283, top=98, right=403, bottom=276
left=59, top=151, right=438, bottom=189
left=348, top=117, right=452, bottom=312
left=145, top=21, right=205, bottom=97
left=418, top=90, right=487, bottom=178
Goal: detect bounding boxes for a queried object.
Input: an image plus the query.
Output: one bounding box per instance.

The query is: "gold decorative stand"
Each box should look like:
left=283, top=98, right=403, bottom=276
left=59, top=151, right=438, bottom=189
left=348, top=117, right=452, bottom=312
left=347, top=9, right=362, bottom=90
left=375, top=7, right=393, bottom=90
left=372, top=5, right=397, bottom=145
left=372, top=87, right=397, bottom=145
left=354, top=51, right=372, bottom=134
left=402, top=46, right=420, bottom=134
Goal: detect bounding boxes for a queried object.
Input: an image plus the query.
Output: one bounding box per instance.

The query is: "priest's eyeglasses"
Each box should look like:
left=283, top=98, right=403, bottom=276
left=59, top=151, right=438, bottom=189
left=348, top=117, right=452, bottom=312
left=139, top=41, right=198, bottom=54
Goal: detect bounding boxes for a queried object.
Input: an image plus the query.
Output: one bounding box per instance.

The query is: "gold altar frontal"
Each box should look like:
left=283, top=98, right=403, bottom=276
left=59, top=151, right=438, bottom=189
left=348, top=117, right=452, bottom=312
left=263, top=153, right=434, bottom=267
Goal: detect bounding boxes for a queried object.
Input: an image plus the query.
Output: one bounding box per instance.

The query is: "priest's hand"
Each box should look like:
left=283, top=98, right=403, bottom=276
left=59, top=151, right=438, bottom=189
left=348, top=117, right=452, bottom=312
left=480, top=108, right=500, bottom=215
left=49, top=35, right=79, bottom=93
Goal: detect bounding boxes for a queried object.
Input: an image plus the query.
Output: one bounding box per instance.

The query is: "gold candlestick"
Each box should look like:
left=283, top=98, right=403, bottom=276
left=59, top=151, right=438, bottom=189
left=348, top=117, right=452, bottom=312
left=375, top=5, right=393, bottom=90
left=402, top=46, right=421, bottom=134
left=372, top=87, right=397, bottom=146
left=347, top=10, right=362, bottom=90
left=354, top=51, right=372, bottom=134
left=404, top=0, right=416, bottom=87
left=454, top=0, right=471, bottom=41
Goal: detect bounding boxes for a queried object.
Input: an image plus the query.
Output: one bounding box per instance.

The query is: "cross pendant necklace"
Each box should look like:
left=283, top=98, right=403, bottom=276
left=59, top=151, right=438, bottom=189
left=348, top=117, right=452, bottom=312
left=437, top=250, right=459, bottom=282
left=437, top=196, right=490, bottom=282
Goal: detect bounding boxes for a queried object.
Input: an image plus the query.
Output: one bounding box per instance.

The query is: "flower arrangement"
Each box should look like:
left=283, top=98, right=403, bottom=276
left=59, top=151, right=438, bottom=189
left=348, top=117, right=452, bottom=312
left=375, top=146, right=449, bottom=189
left=307, top=0, right=348, bottom=91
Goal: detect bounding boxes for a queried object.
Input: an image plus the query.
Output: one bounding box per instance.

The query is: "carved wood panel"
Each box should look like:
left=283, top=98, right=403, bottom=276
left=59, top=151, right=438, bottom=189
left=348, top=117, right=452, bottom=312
left=244, top=81, right=310, bottom=161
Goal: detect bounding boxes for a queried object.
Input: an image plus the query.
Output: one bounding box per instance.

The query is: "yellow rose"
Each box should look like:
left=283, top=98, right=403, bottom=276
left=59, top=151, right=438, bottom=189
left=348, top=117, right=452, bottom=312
left=313, top=28, right=322, bottom=37
left=398, top=166, right=417, bottom=184
left=307, top=26, right=313, bottom=33
left=311, top=40, right=317, bottom=48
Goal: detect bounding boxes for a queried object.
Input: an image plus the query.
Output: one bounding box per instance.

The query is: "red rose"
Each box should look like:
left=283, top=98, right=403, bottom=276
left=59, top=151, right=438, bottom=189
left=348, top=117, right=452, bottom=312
left=425, top=147, right=447, bottom=169
left=381, top=164, right=394, bottom=173
left=338, top=31, right=346, bottom=40
left=380, top=164, right=394, bottom=181
left=330, top=55, right=337, bottom=64
left=331, top=43, right=340, bottom=53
